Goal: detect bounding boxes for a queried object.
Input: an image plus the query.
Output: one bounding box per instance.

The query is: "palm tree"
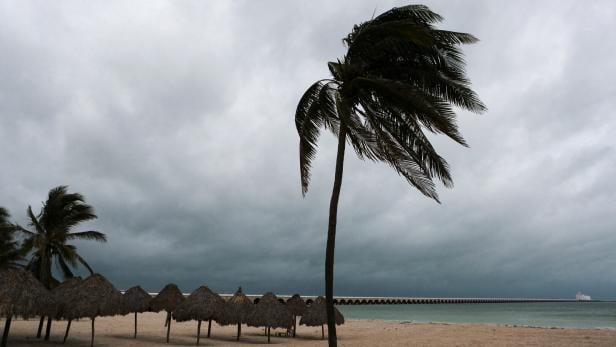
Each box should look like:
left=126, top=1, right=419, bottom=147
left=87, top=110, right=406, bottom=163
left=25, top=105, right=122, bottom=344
left=18, top=185, right=106, bottom=340
left=295, top=5, right=485, bottom=346
left=0, top=207, right=22, bottom=268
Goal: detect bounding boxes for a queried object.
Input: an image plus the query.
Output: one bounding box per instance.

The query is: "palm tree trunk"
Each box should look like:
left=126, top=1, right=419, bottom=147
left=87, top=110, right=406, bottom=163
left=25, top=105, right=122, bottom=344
left=207, top=319, right=211, bottom=338
left=134, top=312, right=138, bottom=338
left=196, top=320, right=202, bottom=345
left=325, top=125, right=346, bottom=347
left=44, top=316, right=52, bottom=340
left=1, top=315, right=12, bottom=347
left=90, top=317, right=95, bottom=347
left=36, top=316, right=44, bottom=338
left=63, top=319, right=72, bottom=344
left=166, top=313, right=172, bottom=343
left=236, top=323, right=241, bottom=341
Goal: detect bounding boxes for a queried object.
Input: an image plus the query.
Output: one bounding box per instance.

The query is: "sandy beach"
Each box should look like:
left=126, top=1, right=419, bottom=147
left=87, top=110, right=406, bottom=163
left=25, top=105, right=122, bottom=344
left=4, top=312, right=616, bottom=346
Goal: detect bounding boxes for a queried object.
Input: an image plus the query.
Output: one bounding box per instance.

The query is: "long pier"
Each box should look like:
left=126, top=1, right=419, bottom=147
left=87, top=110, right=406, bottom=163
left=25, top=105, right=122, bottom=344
left=141, top=291, right=582, bottom=305
left=217, top=294, right=579, bottom=305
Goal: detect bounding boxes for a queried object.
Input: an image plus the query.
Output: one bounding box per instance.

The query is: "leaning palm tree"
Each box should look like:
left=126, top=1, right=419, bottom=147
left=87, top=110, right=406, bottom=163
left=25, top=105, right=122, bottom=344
left=295, top=5, right=485, bottom=346
left=17, top=186, right=107, bottom=340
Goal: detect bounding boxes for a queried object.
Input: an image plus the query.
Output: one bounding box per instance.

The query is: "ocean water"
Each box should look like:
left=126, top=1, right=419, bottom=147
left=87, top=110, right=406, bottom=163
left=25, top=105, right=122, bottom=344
left=337, top=302, right=616, bottom=329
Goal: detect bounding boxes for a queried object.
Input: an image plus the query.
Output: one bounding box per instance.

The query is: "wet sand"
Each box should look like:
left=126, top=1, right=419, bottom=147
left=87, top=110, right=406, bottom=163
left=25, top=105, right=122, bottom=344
left=4, top=312, right=616, bottom=346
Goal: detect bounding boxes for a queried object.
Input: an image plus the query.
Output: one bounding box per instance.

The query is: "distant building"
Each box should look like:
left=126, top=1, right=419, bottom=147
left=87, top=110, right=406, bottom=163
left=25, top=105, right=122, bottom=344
left=576, top=292, right=591, bottom=301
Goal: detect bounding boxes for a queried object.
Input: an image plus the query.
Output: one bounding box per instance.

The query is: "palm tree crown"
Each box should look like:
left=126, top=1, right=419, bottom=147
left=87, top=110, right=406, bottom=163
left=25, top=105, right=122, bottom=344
left=18, top=186, right=106, bottom=287
left=0, top=207, right=22, bottom=268
left=296, top=5, right=486, bottom=201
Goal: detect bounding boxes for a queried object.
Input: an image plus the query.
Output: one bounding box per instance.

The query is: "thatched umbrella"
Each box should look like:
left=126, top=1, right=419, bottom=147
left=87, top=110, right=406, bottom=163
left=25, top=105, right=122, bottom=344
left=150, top=283, right=185, bottom=343
left=173, top=285, right=224, bottom=345
left=120, top=286, right=152, bottom=339
left=217, top=287, right=253, bottom=341
left=286, top=294, right=307, bottom=337
left=51, top=277, right=82, bottom=344
left=62, top=274, right=122, bottom=347
left=0, top=266, right=55, bottom=347
left=247, top=292, right=293, bottom=344
left=299, top=296, right=344, bottom=340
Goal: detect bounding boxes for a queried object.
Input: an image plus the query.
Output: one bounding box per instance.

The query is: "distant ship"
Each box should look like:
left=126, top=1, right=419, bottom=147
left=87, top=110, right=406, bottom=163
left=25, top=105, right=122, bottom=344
left=576, top=292, right=592, bottom=301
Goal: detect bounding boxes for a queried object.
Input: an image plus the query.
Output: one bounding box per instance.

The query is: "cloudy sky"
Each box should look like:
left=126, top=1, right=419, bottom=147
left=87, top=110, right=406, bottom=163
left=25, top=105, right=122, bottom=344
left=1, top=0, right=615, bottom=299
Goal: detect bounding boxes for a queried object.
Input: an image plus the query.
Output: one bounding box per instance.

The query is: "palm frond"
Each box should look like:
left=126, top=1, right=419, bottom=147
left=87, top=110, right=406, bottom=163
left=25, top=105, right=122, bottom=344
left=66, top=230, right=107, bottom=242
left=75, top=252, right=94, bottom=275
left=27, top=206, right=45, bottom=234
left=296, top=4, right=483, bottom=203
left=296, top=80, right=342, bottom=195
left=56, top=255, right=75, bottom=279
left=20, top=186, right=105, bottom=284
left=0, top=207, right=25, bottom=267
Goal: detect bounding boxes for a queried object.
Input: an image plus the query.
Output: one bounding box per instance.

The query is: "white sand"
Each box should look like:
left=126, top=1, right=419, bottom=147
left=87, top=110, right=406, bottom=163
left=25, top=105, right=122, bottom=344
left=4, top=312, right=616, bottom=346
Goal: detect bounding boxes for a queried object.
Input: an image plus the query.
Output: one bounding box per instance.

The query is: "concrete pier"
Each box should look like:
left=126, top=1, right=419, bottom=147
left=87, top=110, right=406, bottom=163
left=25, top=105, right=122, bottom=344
left=218, top=294, right=579, bottom=305
left=140, top=291, right=582, bottom=305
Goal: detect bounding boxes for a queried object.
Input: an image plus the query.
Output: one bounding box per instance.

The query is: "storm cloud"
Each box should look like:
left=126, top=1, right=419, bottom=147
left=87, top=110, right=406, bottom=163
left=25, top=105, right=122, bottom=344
left=1, top=0, right=615, bottom=299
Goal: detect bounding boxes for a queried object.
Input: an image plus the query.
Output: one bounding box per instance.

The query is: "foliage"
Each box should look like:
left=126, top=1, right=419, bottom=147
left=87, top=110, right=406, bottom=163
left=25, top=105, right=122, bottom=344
left=18, top=186, right=106, bottom=287
left=0, top=207, right=23, bottom=268
left=296, top=4, right=486, bottom=201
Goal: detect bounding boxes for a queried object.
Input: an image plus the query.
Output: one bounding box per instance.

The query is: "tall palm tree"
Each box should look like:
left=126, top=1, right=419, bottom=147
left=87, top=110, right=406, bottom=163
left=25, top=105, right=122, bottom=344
left=0, top=207, right=22, bottom=268
left=295, top=5, right=485, bottom=346
left=18, top=185, right=106, bottom=340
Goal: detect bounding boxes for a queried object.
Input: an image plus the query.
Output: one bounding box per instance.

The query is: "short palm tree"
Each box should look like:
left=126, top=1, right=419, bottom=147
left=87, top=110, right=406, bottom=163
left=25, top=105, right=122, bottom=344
left=18, top=186, right=106, bottom=340
left=295, top=5, right=485, bottom=346
left=0, top=207, right=22, bottom=268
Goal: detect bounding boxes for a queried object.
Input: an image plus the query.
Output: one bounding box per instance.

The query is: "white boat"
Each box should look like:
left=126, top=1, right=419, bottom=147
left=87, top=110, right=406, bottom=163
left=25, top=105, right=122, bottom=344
left=576, top=292, right=591, bottom=301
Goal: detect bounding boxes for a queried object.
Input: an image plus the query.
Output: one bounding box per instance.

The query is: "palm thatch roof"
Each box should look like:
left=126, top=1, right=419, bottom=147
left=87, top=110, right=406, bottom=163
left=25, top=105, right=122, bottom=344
left=172, top=285, right=224, bottom=322
left=52, top=277, right=83, bottom=319
left=0, top=266, right=55, bottom=319
left=150, top=283, right=184, bottom=313
left=62, top=274, right=122, bottom=319
left=120, top=286, right=151, bottom=315
left=299, top=297, right=344, bottom=326
left=218, top=287, right=253, bottom=326
left=246, top=292, right=293, bottom=329
left=286, top=294, right=307, bottom=316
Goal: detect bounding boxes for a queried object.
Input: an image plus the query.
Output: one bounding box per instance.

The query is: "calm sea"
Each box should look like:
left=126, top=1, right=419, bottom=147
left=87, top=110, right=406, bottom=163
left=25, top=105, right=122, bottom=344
left=337, top=302, right=616, bottom=329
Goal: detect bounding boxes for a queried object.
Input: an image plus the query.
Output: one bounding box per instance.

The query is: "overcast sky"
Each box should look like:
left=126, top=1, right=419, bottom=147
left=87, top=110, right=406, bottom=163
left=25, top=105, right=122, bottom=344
left=1, top=0, right=615, bottom=299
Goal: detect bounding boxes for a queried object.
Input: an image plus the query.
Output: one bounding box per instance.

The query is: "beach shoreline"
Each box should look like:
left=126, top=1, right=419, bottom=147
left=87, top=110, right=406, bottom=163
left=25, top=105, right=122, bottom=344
left=4, top=313, right=616, bottom=346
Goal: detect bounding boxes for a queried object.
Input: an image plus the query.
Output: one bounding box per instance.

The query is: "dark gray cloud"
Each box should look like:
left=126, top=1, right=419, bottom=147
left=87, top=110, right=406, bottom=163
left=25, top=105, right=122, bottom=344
left=1, top=0, right=615, bottom=299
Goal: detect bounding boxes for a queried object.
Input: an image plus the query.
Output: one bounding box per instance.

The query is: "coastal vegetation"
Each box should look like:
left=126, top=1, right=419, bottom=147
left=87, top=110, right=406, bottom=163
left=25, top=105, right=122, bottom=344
left=16, top=185, right=107, bottom=340
left=295, top=5, right=485, bottom=346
